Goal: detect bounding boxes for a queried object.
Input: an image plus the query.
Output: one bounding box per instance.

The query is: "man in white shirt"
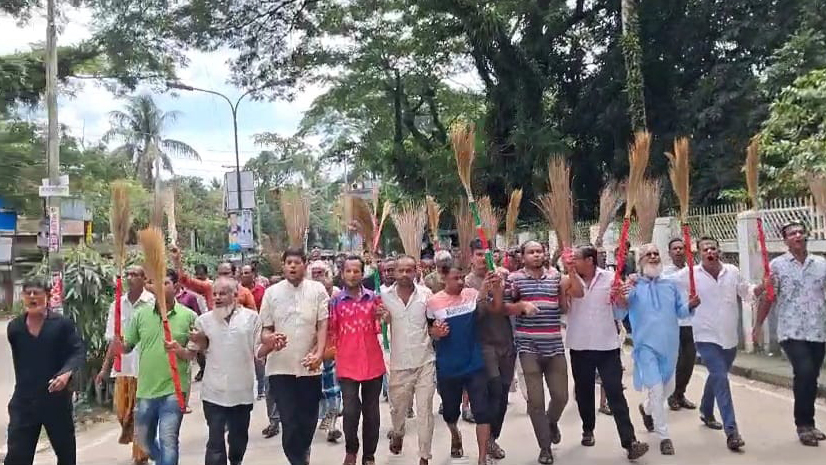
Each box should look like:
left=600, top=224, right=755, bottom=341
left=259, top=248, right=329, bottom=465
left=674, top=236, right=750, bottom=451
left=384, top=255, right=436, bottom=465
left=662, top=238, right=697, bottom=411
left=96, top=265, right=154, bottom=465
left=190, top=277, right=262, bottom=465
left=562, top=246, right=649, bottom=461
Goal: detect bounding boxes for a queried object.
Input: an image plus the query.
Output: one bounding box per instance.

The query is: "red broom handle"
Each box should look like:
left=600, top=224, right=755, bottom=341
left=113, top=276, right=123, bottom=372
left=611, top=218, right=632, bottom=296
left=161, top=318, right=186, bottom=412
left=682, top=224, right=696, bottom=296
left=755, top=218, right=775, bottom=302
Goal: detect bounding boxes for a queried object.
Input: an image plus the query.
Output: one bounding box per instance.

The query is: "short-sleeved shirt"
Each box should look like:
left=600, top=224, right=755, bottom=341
left=260, top=279, right=329, bottom=377
left=384, top=283, right=435, bottom=370
left=125, top=302, right=197, bottom=399
left=328, top=287, right=386, bottom=381
left=505, top=268, right=564, bottom=357
left=465, top=272, right=513, bottom=348
left=105, top=290, right=155, bottom=377
left=771, top=252, right=826, bottom=343
left=426, top=288, right=485, bottom=378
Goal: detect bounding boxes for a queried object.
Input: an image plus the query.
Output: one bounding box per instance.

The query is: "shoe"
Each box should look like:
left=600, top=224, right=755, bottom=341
left=638, top=404, right=654, bottom=432
left=538, top=447, right=554, bottom=464
left=811, top=427, right=826, bottom=441
left=797, top=427, right=819, bottom=447
left=700, top=415, right=723, bottom=430
left=389, top=432, right=403, bottom=455
left=726, top=432, right=745, bottom=451
left=343, top=452, right=357, bottom=465
left=488, top=440, right=506, bottom=459
left=362, top=458, right=376, bottom=465
left=407, top=407, right=415, bottom=418
left=318, top=416, right=331, bottom=431
left=262, top=424, right=279, bottom=438
left=194, top=371, right=204, bottom=382
left=327, top=428, right=342, bottom=443
left=660, top=439, right=675, bottom=455
left=581, top=431, right=595, bottom=447
left=550, top=422, right=562, bottom=445
left=626, top=440, right=649, bottom=460
left=679, top=397, right=696, bottom=410
left=598, top=404, right=612, bottom=416
left=462, top=408, right=476, bottom=423
left=667, top=396, right=681, bottom=411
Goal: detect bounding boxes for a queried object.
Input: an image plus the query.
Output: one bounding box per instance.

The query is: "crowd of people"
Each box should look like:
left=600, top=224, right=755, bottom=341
left=4, top=221, right=826, bottom=465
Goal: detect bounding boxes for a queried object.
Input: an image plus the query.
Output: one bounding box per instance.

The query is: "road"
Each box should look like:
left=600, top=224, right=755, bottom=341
left=27, top=350, right=825, bottom=465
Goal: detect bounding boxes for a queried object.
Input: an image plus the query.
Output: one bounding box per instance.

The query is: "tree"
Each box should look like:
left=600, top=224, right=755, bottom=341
left=103, top=94, right=200, bottom=189
left=621, top=0, right=647, bottom=130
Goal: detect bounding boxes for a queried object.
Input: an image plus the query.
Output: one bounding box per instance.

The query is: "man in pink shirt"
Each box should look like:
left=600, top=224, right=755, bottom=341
left=328, top=255, right=387, bottom=465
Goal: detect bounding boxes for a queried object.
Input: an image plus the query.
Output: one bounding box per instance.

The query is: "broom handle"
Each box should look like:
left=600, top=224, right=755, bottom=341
left=371, top=269, right=390, bottom=350
left=468, top=200, right=495, bottom=271
left=113, top=276, right=123, bottom=372
left=611, top=218, right=632, bottom=300
left=682, top=224, right=696, bottom=297
left=160, top=315, right=186, bottom=412
left=755, top=217, right=775, bottom=302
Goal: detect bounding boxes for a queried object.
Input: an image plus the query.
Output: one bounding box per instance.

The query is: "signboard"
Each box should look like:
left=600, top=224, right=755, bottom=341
left=48, top=206, right=60, bottom=252
left=50, top=271, right=63, bottom=314
left=0, top=237, right=11, bottom=264
left=39, top=185, right=70, bottom=197
left=224, top=171, right=256, bottom=211
left=85, top=221, right=92, bottom=245
left=227, top=210, right=254, bottom=252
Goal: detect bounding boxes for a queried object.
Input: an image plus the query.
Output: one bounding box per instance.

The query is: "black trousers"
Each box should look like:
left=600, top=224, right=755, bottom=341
left=781, top=340, right=826, bottom=428
left=339, top=375, right=383, bottom=459
left=672, top=326, right=696, bottom=400
left=482, top=344, right=516, bottom=440
left=5, top=395, right=76, bottom=465
left=570, top=349, right=636, bottom=449
left=203, top=401, right=253, bottom=465
left=270, top=375, right=321, bottom=465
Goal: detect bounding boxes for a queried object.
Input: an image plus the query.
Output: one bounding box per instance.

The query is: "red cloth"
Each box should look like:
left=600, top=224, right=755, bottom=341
left=248, top=283, right=266, bottom=312
left=328, top=287, right=386, bottom=381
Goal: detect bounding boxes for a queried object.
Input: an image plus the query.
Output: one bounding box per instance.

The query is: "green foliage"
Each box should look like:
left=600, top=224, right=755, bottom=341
left=760, top=68, right=826, bottom=195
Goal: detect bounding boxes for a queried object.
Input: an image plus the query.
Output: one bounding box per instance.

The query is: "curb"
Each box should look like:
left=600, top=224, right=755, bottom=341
left=697, top=357, right=826, bottom=399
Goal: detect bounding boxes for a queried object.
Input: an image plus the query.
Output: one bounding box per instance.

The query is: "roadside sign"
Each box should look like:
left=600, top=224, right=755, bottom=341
left=39, top=185, right=70, bottom=197
left=50, top=271, right=63, bottom=313
left=48, top=206, right=60, bottom=252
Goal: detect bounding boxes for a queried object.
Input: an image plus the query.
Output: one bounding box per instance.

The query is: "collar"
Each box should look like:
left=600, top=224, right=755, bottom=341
left=340, top=286, right=372, bottom=302
left=783, top=251, right=811, bottom=265
left=519, top=267, right=551, bottom=280
left=698, top=262, right=727, bottom=278
left=127, top=289, right=155, bottom=305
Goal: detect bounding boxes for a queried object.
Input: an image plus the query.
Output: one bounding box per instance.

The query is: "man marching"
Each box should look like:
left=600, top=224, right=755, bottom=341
left=615, top=244, right=698, bottom=456
left=384, top=255, right=436, bottom=465
left=662, top=238, right=697, bottom=412
left=673, top=237, right=749, bottom=451
left=562, top=245, right=649, bottom=460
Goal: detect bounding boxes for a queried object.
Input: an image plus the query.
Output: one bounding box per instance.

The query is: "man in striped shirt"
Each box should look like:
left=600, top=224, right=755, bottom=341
left=504, top=241, right=570, bottom=465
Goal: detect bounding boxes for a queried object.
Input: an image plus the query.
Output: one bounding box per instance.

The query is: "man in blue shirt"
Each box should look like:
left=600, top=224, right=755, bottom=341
left=615, top=243, right=698, bottom=456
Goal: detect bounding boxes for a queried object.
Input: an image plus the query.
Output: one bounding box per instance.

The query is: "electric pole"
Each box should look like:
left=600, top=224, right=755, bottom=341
left=45, top=0, right=63, bottom=311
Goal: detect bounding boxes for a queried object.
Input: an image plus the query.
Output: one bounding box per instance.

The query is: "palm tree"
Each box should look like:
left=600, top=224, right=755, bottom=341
left=104, top=94, right=200, bottom=190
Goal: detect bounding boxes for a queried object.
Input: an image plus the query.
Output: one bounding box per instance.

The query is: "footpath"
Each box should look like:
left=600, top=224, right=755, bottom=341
left=699, top=350, right=826, bottom=398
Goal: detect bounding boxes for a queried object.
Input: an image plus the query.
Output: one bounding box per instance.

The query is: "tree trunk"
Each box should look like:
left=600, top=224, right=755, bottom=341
left=621, top=0, right=647, bottom=131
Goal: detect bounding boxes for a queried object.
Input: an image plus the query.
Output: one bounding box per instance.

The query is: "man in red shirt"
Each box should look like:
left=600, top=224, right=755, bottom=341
left=241, top=265, right=266, bottom=311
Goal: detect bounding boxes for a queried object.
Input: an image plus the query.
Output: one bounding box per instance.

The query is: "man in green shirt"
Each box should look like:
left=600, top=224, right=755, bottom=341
left=116, top=268, right=197, bottom=465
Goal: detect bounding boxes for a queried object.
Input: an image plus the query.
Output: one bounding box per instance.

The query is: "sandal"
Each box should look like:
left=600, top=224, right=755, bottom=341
left=450, top=431, right=463, bottom=458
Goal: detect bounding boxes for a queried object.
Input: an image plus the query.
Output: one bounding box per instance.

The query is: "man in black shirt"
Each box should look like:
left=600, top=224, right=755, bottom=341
left=5, top=277, right=86, bottom=465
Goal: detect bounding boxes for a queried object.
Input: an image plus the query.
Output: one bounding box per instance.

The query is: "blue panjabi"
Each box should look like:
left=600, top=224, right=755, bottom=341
left=614, top=276, right=690, bottom=390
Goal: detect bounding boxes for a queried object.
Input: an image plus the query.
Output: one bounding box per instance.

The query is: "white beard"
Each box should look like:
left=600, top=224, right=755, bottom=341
left=642, top=263, right=663, bottom=279
left=213, top=305, right=233, bottom=320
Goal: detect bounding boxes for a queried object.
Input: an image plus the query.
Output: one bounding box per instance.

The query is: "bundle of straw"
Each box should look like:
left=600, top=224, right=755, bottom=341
left=151, top=184, right=165, bottom=229
left=261, top=233, right=282, bottom=273
left=634, top=178, right=661, bottom=244
left=746, top=137, right=774, bottom=301
left=350, top=196, right=375, bottom=252
left=426, top=195, right=442, bottom=250
left=451, top=120, right=494, bottom=271
left=138, top=227, right=185, bottom=411
left=391, top=202, right=427, bottom=260
left=505, top=189, right=523, bottom=247
left=665, top=137, right=696, bottom=295
left=373, top=200, right=393, bottom=252
left=279, top=188, right=311, bottom=249
left=535, top=157, right=574, bottom=250
left=453, top=201, right=475, bottom=270
left=612, top=130, right=652, bottom=294
left=477, top=196, right=503, bottom=249
left=596, top=180, right=625, bottom=247
left=110, top=180, right=130, bottom=373
left=808, top=175, right=826, bottom=216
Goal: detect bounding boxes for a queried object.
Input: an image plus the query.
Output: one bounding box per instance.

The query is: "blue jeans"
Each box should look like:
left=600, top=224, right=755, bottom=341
left=696, top=342, right=738, bottom=434
left=135, top=394, right=184, bottom=465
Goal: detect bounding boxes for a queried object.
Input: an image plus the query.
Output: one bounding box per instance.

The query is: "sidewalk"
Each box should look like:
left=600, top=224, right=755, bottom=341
left=699, top=351, right=826, bottom=398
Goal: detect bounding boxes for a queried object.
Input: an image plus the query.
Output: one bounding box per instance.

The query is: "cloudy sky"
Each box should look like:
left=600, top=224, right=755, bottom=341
left=1, top=7, right=323, bottom=183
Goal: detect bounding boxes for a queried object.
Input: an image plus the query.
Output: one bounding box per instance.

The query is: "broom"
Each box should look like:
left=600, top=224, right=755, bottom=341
left=746, top=138, right=774, bottom=302
left=139, top=227, right=186, bottom=412
left=808, top=175, right=826, bottom=216
left=477, top=196, right=503, bottom=250
left=351, top=195, right=391, bottom=347
left=504, top=189, right=523, bottom=269
left=635, top=179, right=661, bottom=244
left=665, top=137, right=696, bottom=296
left=426, top=195, right=442, bottom=251
left=279, top=188, right=311, bottom=249
left=351, top=197, right=376, bottom=253
left=451, top=120, right=494, bottom=271
left=453, top=202, right=475, bottom=270
left=392, top=202, right=427, bottom=261
left=596, top=180, right=625, bottom=247
left=535, top=157, right=574, bottom=260
left=110, top=180, right=130, bottom=373
left=612, top=130, right=652, bottom=294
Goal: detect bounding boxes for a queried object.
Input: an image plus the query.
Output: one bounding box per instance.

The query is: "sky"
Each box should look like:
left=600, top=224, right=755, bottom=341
left=1, top=7, right=324, bottom=183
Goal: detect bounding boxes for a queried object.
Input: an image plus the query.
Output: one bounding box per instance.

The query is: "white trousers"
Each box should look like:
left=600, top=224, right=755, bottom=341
left=643, top=376, right=676, bottom=440
left=388, top=362, right=436, bottom=460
